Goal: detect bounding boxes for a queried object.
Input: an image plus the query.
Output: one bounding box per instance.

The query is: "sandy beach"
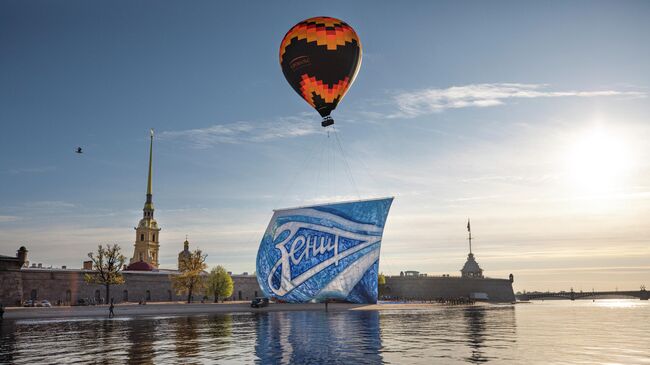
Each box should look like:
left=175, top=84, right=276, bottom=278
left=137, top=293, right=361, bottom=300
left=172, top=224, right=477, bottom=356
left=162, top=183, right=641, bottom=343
left=1, top=301, right=457, bottom=320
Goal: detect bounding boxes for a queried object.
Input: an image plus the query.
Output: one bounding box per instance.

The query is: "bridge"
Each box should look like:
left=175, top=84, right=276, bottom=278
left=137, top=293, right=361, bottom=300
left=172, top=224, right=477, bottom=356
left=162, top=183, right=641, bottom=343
left=518, top=287, right=648, bottom=301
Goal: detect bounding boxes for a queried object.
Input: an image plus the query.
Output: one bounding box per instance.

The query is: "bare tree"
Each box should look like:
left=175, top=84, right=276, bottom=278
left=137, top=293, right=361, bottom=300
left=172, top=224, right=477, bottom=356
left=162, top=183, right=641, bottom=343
left=84, top=244, right=126, bottom=303
left=172, top=248, right=207, bottom=303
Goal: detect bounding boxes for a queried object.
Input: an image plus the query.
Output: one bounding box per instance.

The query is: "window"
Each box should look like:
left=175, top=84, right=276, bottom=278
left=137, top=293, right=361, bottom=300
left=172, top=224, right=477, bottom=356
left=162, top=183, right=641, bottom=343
left=146, top=290, right=151, bottom=301
left=238, top=291, right=242, bottom=300
left=168, top=290, right=172, bottom=301
left=123, top=290, right=128, bottom=302
left=140, top=234, right=144, bottom=241
left=152, top=234, right=155, bottom=241
left=95, top=289, right=101, bottom=303
left=30, top=289, right=37, bottom=300
left=66, top=290, right=72, bottom=303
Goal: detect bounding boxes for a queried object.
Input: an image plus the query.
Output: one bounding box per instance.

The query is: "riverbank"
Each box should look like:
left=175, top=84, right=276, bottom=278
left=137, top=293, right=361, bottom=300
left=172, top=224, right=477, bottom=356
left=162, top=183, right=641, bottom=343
left=2, top=301, right=491, bottom=320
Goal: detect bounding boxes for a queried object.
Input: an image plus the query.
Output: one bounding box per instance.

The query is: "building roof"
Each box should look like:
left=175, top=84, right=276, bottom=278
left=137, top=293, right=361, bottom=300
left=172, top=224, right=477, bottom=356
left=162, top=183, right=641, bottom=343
left=126, top=260, right=157, bottom=271
left=461, top=253, right=483, bottom=274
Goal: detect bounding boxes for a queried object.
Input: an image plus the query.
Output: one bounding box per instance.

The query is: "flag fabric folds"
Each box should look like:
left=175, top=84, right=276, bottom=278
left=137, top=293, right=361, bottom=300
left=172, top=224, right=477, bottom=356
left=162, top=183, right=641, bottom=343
left=256, top=198, right=393, bottom=304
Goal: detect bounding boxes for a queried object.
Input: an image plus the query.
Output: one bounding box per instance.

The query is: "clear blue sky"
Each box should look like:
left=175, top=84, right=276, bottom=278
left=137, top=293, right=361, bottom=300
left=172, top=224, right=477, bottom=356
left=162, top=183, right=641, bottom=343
left=1, top=0, right=649, bottom=291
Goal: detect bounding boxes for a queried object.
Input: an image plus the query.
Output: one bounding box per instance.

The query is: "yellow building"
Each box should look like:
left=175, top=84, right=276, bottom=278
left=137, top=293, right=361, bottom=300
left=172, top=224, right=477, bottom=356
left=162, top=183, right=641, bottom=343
left=128, top=130, right=160, bottom=270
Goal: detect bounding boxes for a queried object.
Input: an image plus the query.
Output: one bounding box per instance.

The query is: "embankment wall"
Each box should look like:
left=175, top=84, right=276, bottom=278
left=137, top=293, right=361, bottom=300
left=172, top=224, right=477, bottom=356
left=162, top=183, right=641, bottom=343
left=384, top=276, right=515, bottom=302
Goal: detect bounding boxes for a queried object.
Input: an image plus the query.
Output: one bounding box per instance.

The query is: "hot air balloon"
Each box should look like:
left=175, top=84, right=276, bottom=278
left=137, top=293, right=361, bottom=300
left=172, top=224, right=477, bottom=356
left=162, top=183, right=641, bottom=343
left=280, top=16, right=362, bottom=127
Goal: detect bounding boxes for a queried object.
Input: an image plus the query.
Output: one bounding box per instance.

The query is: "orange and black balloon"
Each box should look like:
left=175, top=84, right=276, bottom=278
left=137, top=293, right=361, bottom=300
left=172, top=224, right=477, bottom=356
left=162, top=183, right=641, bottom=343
left=280, top=16, right=362, bottom=127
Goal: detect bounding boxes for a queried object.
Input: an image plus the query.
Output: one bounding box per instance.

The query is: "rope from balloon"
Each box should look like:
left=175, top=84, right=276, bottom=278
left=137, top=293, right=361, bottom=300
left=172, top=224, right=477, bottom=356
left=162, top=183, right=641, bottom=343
left=321, top=116, right=334, bottom=127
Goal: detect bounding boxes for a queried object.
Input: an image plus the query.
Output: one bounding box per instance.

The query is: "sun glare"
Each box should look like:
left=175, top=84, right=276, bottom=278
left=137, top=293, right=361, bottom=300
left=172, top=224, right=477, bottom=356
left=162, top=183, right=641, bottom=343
left=565, top=128, right=632, bottom=193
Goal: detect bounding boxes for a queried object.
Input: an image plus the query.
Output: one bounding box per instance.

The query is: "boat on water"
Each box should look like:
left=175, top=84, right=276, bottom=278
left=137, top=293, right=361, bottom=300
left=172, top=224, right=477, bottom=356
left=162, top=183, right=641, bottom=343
left=255, top=197, right=394, bottom=304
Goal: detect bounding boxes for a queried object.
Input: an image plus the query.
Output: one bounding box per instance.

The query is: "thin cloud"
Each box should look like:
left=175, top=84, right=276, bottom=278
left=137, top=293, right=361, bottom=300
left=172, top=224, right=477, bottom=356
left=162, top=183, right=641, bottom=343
left=159, top=114, right=320, bottom=148
left=392, top=83, right=646, bottom=117
left=23, top=201, right=75, bottom=209
left=5, top=166, right=56, bottom=175
left=0, top=215, right=21, bottom=223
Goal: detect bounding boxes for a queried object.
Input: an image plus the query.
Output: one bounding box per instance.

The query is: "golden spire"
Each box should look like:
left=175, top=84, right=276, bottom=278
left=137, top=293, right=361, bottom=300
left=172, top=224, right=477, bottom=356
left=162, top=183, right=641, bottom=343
left=144, top=129, right=154, bottom=213
left=147, top=129, right=153, bottom=196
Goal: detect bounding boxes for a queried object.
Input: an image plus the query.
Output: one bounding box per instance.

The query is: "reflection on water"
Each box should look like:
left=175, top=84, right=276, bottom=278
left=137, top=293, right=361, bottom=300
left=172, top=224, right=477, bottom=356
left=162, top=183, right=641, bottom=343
left=255, top=311, right=382, bottom=364
left=128, top=317, right=154, bottom=365
left=0, top=317, right=16, bottom=364
left=174, top=316, right=199, bottom=360
left=462, top=306, right=516, bottom=364
left=0, top=300, right=648, bottom=364
left=465, top=307, right=488, bottom=363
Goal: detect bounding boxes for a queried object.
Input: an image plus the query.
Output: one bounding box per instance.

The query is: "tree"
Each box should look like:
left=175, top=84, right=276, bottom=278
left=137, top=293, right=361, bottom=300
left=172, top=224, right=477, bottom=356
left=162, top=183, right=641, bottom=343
left=378, top=272, right=386, bottom=286
left=84, top=244, right=126, bottom=304
left=206, top=265, right=234, bottom=303
left=172, top=248, right=207, bottom=303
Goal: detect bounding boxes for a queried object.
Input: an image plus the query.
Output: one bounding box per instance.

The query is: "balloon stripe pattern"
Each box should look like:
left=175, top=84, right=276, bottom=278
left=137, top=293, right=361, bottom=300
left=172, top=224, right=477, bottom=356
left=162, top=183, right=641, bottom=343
left=280, top=17, right=362, bottom=121
left=279, top=19, right=359, bottom=62
left=300, top=75, right=350, bottom=108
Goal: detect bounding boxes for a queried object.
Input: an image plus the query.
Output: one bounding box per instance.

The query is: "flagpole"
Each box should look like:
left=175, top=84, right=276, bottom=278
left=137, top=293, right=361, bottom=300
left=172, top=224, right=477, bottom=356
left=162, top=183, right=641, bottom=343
left=467, top=218, right=472, bottom=254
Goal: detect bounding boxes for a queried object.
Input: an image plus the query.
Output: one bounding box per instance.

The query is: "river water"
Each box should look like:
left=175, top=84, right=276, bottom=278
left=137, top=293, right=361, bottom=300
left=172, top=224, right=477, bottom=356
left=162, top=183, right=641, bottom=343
left=1, top=300, right=648, bottom=364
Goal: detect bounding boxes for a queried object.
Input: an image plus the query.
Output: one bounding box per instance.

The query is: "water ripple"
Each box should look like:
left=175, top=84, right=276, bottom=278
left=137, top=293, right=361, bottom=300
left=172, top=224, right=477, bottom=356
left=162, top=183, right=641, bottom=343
left=0, top=300, right=648, bottom=364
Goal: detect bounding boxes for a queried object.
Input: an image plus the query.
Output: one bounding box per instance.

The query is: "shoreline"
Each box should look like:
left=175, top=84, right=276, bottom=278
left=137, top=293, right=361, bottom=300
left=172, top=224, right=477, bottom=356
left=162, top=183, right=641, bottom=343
left=1, top=301, right=496, bottom=321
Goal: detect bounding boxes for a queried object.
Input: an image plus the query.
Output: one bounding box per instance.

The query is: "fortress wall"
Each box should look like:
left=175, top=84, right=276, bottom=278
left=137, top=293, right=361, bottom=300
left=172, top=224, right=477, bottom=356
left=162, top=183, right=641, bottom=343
left=18, top=270, right=183, bottom=304
left=20, top=269, right=104, bottom=305
left=1, top=269, right=261, bottom=306
left=119, top=272, right=180, bottom=302
left=384, top=276, right=515, bottom=302
left=228, top=276, right=262, bottom=301
left=0, top=270, right=23, bottom=306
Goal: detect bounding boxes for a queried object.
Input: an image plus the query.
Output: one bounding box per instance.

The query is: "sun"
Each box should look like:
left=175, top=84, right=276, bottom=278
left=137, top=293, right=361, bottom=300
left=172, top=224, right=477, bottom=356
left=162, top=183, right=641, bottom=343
left=565, top=127, right=632, bottom=193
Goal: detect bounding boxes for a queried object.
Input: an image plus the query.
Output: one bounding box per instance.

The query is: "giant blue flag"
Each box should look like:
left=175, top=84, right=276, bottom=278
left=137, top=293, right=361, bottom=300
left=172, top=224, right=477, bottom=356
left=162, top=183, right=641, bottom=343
left=256, top=198, right=393, bottom=304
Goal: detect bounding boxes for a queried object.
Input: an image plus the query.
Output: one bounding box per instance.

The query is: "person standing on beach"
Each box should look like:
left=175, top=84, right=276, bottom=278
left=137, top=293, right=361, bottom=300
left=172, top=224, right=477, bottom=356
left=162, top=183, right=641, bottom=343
left=108, top=299, right=115, bottom=318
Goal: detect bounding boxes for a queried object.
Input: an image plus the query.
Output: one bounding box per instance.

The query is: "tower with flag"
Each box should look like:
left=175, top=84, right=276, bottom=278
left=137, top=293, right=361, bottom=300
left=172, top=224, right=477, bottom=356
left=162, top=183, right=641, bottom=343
left=461, top=218, right=483, bottom=278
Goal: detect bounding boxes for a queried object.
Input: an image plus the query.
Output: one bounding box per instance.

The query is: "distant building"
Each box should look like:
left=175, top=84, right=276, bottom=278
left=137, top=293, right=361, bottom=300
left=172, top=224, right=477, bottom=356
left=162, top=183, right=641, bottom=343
left=460, top=253, right=483, bottom=278
left=0, top=246, right=27, bottom=271
left=0, top=131, right=260, bottom=307
left=178, top=238, right=191, bottom=269
left=128, top=130, right=160, bottom=270
left=382, top=221, right=515, bottom=302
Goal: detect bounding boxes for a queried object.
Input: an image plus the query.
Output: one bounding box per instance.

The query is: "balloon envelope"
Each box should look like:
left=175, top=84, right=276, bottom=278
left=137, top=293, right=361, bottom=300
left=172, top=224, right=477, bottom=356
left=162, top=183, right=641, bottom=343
left=280, top=17, right=362, bottom=124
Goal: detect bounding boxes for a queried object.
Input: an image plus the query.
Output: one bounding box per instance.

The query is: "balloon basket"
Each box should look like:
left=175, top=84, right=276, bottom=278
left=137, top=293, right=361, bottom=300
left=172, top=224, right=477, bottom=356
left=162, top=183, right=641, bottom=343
left=321, top=116, right=334, bottom=127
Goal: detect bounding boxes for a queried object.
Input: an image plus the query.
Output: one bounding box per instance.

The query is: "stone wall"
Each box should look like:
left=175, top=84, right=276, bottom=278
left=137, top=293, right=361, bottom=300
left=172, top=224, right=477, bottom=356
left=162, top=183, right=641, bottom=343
left=228, top=275, right=262, bottom=301
left=18, top=269, right=184, bottom=305
left=3, top=268, right=515, bottom=305
left=0, top=269, right=262, bottom=307
left=383, top=276, right=515, bottom=302
left=0, top=271, right=23, bottom=306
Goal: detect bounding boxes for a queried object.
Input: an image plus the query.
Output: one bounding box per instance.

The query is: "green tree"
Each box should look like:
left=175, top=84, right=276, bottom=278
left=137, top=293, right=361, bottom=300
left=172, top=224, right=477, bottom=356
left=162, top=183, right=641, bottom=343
left=206, top=265, right=234, bottom=303
left=172, top=248, right=207, bottom=303
left=378, top=272, right=386, bottom=286
left=84, top=244, right=126, bottom=304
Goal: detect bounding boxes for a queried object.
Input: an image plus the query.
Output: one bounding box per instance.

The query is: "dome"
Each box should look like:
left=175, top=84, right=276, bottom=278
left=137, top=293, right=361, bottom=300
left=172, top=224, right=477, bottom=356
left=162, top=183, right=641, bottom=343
left=460, top=253, right=483, bottom=278
left=126, top=260, right=157, bottom=271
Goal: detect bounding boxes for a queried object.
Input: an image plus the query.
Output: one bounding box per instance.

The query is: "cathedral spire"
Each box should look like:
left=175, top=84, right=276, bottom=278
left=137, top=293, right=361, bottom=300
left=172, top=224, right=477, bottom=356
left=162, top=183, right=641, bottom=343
left=130, top=128, right=161, bottom=270
left=144, top=129, right=154, bottom=215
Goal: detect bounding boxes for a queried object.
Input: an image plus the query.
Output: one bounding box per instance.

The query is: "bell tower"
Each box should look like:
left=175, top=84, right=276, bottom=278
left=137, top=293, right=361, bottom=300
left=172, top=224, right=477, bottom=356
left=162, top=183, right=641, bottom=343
left=130, top=129, right=161, bottom=268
